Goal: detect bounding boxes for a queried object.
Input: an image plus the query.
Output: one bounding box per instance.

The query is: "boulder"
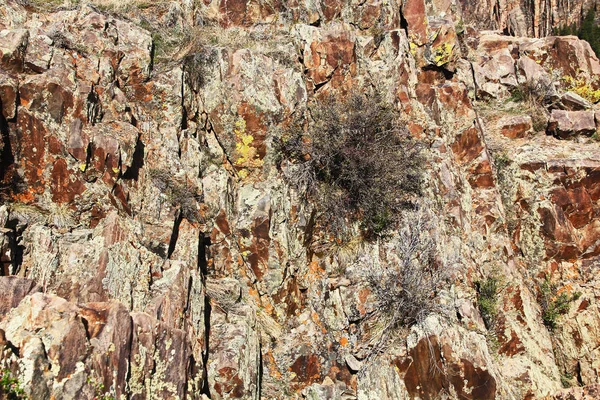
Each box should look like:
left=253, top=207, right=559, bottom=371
left=547, top=110, right=596, bottom=139
left=561, top=91, right=592, bottom=111
left=0, top=29, right=28, bottom=72
left=498, top=115, right=533, bottom=138
left=0, top=71, right=18, bottom=119
left=0, top=277, right=40, bottom=318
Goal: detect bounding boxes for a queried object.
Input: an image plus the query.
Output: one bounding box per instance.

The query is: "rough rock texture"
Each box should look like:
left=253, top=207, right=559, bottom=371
left=458, top=0, right=599, bottom=37
left=0, top=0, right=600, bottom=399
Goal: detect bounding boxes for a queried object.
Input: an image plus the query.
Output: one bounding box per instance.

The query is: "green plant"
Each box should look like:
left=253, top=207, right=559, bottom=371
left=455, top=19, right=465, bottom=36
left=539, top=278, right=581, bottom=330
left=87, top=376, right=116, bottom=400
left=476, top=275, right=500, bottom=330
left=560, top=371, right=574, bottom=388
left=0, top=369, right=25, bottom=399
left=507, top=87, right=525, bottom=103
left=277, top=90, right=423, bottom=239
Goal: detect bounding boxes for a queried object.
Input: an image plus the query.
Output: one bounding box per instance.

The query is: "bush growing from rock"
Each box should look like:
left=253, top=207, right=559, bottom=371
left=539, top=278, right=581, bottom=330
left=365, top=207, right=445, bottom=332
left=148, top=168, right=200, bottom=221
left=476, top=275, right=500, bottom=330
left=0, top=369, right=25, bottom=400
left=277, top=90, right=423, bottom=239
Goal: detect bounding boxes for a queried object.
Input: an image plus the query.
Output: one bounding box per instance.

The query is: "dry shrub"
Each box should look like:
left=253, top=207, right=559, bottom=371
left=148, top=168, right=200, bottom=221
left=365, top=207, right=446, bottom=330
left=278, top=91, right=423, bottom=239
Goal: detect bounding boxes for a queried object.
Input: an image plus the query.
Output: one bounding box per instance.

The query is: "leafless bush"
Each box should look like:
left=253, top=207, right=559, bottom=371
left=365, top=208, right=446, bottom=333
left=148, top=168, right=200, bottom=221
left=277, top=90, right=423, bottom=239
left=183, top=48, right=218, bottom=92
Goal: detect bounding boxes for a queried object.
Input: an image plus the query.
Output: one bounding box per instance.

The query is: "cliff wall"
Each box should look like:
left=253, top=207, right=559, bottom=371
left=1, top=0, right=600, bottom=399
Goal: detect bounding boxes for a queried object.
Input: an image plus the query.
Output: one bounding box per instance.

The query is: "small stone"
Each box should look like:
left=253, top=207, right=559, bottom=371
left=345, top=353, right=363, bottom=373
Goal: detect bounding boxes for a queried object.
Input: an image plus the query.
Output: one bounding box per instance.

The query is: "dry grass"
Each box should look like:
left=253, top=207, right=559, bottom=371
left=21, top=0, right=167, bottom=13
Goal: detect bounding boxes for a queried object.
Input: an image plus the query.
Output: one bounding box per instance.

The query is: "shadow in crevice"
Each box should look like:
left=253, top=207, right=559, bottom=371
left=166, top=212, right=183, bottom=259
left=122, top=137, right=145, bottom=181
left=0, top=102, right=16, bottom=192
left=198, top=232, right=212, bottom=397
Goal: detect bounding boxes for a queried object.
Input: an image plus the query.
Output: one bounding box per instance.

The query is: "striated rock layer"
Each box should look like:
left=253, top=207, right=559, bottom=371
left=0, top=0, right=600, bottom=399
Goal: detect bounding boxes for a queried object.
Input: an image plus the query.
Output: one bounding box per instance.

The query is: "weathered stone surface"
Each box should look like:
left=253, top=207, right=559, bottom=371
left=548, top=110, right=596, bottom=138
left=458, top=0, right=599, bottom=38
left=0, top=29, right=28, bottom=72
left=561, top=91, right=592, bottom=111
left=1, top=1, right=600, bottom=399
left=498, top=115, right=533, bottom=138
left=0, top=71, right=17, bottom=119
left=0, top=276, right=39, bottom=318
left=550, top=385, right=600, bottom=400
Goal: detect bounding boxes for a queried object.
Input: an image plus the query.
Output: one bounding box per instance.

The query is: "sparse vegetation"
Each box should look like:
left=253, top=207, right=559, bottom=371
left=560, top=371, right=575, bottom=388
left=148, top=169, right=200, bottom=221
left=539, top=278, right=581, bottom=330
left=183, top=47, right=218, bottom=92
left=87, top=376, right=116, bottom=400
left=0, top=369, right=25, bottom=400
left=277, top=90, right=423, bottom=239
left=365, top=207, right=447, bottom=333
left=476, top=275, right=500, bottom=330
left=502, top=83, right=550, bottom=133
left=562, top=75, right=600, bottom=103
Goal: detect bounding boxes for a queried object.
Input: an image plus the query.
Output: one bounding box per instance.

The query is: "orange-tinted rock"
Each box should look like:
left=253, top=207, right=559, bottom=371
left=402, top=336, right=496, bottom=400
left=290, top=354, right=322, bottom=385
left=50, top=158, right=85, bottom=204
left=0, top=72, right=17, bottom=120
left=306, top=31, right=355, bottom=86
left=15, top=109, right=47, bottom=192
left=402, top=0, right=428, bottom=45
left=498, top=330, right=525, bottom=356
left=451, top=127, right=484, bottom=165
left=551, top=187, right=593, bottom=229
left=322, top=0, right=343, bottom=21
left=498, top=115, right=533, bottom=138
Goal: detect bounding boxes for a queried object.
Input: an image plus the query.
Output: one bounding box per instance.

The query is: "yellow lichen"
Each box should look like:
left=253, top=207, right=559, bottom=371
left=232, top=117, right=263, bottom=178
left=409, top=42, right=418, bottom=57
left=562, top=75, right=600, bottom=103
left=433, top=41, right=454, bottom=66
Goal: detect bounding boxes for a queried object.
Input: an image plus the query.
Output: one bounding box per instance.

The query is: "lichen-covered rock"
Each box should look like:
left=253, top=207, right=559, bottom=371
left=1, top=0, right=600, bottom=398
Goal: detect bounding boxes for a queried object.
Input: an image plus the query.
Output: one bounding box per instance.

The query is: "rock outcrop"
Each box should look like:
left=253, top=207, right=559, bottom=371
left=0, top=0, right=600, bottom=399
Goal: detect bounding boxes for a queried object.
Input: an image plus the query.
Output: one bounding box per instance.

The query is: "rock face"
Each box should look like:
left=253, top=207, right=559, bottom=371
left=458, top=0, right=600, bottom=37
left=0, top=0, right=600, bottom=399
